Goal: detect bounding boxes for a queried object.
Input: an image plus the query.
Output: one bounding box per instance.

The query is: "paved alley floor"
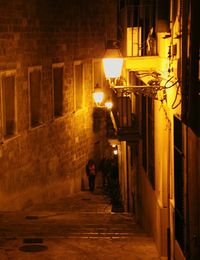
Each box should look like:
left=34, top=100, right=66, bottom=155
left=0, top=188, right=161, bottom=259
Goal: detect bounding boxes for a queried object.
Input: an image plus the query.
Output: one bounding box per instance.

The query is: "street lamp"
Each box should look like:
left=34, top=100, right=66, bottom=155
left=93, top=83, right=104, bottom=106
left=112, top=144, right=118, bottom=155
left=102, top=40, right=179, bottom=100
left=93, top=83, right=113, bottom=109
left=102, top=40, right=123, bottom=87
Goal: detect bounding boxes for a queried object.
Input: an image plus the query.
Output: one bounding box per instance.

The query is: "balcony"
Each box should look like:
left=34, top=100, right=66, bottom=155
left=118, top=2, right=157, bottom=57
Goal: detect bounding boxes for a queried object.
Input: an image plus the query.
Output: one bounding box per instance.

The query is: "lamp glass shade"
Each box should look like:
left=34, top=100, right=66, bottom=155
left=102, top=47, right=123, bottom=79
left=113, top=149, right=118, bottom=155
left=103, top=58, right=123, bottom=79
left=93, top=92, right=104, bottom=104
left=93, top=85, right=104, bottom=105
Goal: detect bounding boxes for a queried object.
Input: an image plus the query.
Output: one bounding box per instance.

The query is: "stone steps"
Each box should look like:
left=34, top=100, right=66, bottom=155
left=1, top=214, right=149, bottom=239
left=0, top=191, right=150, bottom=240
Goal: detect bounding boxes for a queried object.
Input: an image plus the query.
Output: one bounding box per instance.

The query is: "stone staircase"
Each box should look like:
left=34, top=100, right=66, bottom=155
left=1, top=211, right=148, bottom=240
left=0, top=190, right=146, bottom=240
left=0, top=190, right=160, bottom=259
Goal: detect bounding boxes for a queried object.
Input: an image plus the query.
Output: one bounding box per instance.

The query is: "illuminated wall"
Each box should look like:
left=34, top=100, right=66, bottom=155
left=0, top=0, right=117, bottom=210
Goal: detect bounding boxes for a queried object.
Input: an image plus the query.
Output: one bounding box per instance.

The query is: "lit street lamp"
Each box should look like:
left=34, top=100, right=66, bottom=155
left=102, top=41, right=123, bottom=86
left=93, top=83, right=104, bottom=106
left=93, top=83, right=113, bottom=109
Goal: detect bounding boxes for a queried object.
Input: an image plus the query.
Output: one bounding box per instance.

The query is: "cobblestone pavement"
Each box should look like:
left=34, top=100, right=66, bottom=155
left=0, top=188, right=161, bottom=259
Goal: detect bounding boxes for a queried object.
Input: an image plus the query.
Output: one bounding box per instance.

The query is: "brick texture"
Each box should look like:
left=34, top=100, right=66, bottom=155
left=0, top=0, right=117, bottom=210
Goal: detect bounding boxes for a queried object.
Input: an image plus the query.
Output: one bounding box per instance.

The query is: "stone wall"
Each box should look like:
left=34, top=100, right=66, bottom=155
left=0, top=0, right=117, bottom=210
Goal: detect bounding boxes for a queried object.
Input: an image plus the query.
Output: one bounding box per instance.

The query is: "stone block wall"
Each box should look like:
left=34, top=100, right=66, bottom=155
left=0, top=0, right=117, bottom=210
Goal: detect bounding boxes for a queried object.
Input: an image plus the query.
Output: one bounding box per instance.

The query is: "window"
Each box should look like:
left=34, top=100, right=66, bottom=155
left=28, top=67, right=42, bottom=127
left=185, top=0, right=200, bottom=137
left=52, top=64, right=64, bottom=117
left=119, top=2, right=156, bottom=56
left=156, top=0, right=170, bottom=32
left=74, top=61, right=83, bottom=110
left=0, top=71, right=17, bottom=138
left=127, top=27, right=142, bottom=56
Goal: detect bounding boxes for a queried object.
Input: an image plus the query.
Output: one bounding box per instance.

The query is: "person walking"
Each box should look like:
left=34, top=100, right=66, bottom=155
left=85, top=159, right=97, bottom=192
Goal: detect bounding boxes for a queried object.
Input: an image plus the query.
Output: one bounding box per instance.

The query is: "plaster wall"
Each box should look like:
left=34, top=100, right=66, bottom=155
left=140, top=167, right=168, bottom=257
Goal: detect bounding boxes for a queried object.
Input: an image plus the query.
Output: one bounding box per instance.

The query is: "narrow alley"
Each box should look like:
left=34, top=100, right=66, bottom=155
left=0, top=184, right=160, bottom=260
left=0, top=1, right=199, bottom=259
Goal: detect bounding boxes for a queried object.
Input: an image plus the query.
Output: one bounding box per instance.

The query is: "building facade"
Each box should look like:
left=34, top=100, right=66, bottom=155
left=111, top=0, right=199, bottom=259
left=0, top=0, right=117, bottom=210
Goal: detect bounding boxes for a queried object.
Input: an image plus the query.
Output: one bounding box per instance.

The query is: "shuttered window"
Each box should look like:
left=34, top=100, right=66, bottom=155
left=1, top=73, right=16, bottom=138
left=74, top=62, right=83, bottom=110
left=29, top=67, right=42, bottom=127
left=53, top=64, right=64, bottom=117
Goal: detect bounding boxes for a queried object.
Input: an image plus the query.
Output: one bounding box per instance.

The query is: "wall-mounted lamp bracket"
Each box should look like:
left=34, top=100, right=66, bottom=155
left=109, top=72, right=179, bottom=100
left=111, top=84, right=164, bottom=99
